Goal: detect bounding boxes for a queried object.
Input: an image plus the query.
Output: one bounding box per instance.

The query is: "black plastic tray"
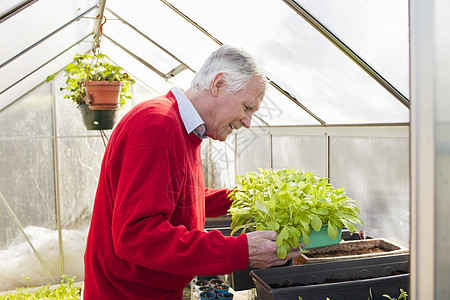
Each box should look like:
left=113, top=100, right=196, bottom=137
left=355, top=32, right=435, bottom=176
left=250, top=254, right=410, bottom=300
left=225, top=230, right=372, bottom=291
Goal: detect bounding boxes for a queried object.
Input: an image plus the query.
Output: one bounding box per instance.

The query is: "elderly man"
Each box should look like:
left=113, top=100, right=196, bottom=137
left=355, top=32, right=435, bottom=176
left=83, top=45, right=301, bottom=299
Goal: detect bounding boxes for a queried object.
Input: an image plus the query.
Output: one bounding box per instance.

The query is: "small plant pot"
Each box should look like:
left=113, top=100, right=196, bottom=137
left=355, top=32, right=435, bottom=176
left=214, top=284, right=229, bottom=294
left=84, top=80, right=123, bottom=110
left=78, top=104, right=118, bottom=130
left=217, top=291, right=234, bottom=299
left=199, top=291, right=216, bottom=300
left=194, top=280, right=211, bottom=297
left=198, top=285, right=214, bottom=294
left=300, top=225, right=342, bottom=249
left=209, top=278, right=225, bottom=288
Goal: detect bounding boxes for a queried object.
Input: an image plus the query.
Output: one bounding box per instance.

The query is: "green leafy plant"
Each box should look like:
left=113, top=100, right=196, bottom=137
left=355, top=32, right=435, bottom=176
left=46, top=52, right=135, bottom=109
left=382, top=288, right=408, bottom=300
left=228, top=168, right=363, bottom=259
left=0, top=275, right=81, bottom=299
left=367, top=287, right=408, bottom=300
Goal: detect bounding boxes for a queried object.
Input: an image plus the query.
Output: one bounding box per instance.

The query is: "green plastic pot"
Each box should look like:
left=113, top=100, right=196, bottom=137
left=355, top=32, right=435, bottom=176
left=300, top=225, right=342, bottom=249
left=78, top=104, right=118, bottom=130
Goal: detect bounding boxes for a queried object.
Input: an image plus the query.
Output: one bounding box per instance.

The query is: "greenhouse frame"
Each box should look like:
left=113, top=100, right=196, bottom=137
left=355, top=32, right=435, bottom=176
left=0, top=0, right=448, bottom=299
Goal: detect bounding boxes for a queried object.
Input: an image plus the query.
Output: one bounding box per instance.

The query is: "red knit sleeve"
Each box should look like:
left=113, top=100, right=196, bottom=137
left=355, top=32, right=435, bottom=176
left=204, top=188, right=233, bottom=217
left=109, top=145, right=249, bottom=277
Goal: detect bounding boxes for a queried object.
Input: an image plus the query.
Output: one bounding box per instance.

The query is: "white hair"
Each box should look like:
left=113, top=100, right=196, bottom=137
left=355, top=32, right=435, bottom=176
left=190, top=45, right=268, bottom=95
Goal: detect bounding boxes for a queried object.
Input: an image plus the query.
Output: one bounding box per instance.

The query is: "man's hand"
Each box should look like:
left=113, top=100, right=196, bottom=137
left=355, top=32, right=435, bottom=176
left=246, top=230, right=304, bottom=269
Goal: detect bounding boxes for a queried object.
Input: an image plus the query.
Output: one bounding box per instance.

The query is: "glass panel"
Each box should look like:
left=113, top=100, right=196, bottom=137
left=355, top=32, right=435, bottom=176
left=0, top=138, right=57, bottom=291
left=203, top=137, right=236, bottom=189
left=169, top=0, right=409, bottom=124
left=329, top=136, right=409, bottom=248
left=166, top=69, right=196, bottom=93
left=272, top=135, right=326, bottom=177
left=256, top=84, right=320, bottom=126
left=0, top=83, right=52, bottom=137
left=297, top=0, right=409, bottom=98
left=99, top=38, right=169, bottom=96
left=133, top=81, right=161, bottom=105
left=0, top=0, right=96, bottom=66
left=0, top=0, right=23, bottom=16
left=57, top=136, right=105, bottom=280
left=236, top=131, right=271, bottom=174
left=0, top=14, right=95, bottom=96
left=103, top=10, right=181, bottom=75
left=0, top=41, right=92, bottom=111
left=106, top=0, right=219, bottom=72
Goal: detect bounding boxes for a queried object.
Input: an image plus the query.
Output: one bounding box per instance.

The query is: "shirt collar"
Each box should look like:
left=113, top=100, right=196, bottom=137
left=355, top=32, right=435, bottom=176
left=171, top=87, right=207, bottom=139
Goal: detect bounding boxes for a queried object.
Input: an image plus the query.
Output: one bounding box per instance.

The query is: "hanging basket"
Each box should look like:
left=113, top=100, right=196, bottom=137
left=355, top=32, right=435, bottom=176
left=78, top=104, right=118, bottom=130
left=84, top=80, right=123, bottom=110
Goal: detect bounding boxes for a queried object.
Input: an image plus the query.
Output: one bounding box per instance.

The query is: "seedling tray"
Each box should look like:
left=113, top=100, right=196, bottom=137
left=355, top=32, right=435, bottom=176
left=250, top=254, right=410, bottom=300
left=294, top=238, right=409, bottom=265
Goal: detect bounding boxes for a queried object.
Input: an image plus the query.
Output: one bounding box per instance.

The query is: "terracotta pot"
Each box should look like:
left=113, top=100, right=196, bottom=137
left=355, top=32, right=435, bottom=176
left=84, top=81, right=123, bottom=110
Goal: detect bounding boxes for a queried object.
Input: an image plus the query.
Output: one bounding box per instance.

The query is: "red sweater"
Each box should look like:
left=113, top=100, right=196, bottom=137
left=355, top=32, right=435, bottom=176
left=83, top=91, right=249, bottom=299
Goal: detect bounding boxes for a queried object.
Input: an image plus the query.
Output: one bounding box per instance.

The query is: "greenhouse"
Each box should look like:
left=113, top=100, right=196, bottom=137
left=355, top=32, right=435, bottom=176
left=0, top=0, right=448, bottom=299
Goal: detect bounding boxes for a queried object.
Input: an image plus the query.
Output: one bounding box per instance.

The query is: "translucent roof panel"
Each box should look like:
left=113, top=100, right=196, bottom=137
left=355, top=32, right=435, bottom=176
left=0, top=1, right=24, bottom=16
left=255, top=84, right=320, bottom=126
left=102, top=10, right=182, bottom=76
left=297, top=0, right=409, bottom=99
left=100, top=38, right=169, bottom=95
left=0, top=0, right=96, bottom=67
left=169, top=0, right=409, bottom=124
left=0, top=12, right=96, bottom=97
left=0, top=41, right=91, bottom=111
left=166, top=69, right=196, bottom=91
left=106, top=0, right=219, bottom=72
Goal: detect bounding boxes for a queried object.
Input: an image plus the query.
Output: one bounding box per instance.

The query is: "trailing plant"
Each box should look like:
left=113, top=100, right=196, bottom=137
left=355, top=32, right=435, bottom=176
left=228, top=168, right=363, bottom=259
left=0, top=275, right=80, bottom=299
left=46, top=52, right=135, bottom=109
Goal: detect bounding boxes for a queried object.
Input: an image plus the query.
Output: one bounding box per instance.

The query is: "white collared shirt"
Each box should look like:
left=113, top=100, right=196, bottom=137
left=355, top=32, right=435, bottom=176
left=171, top=87, right=207, bottom=139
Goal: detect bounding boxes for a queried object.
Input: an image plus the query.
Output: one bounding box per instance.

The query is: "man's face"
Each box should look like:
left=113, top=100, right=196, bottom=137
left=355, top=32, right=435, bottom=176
left=205, top=76, right=265, bottom=141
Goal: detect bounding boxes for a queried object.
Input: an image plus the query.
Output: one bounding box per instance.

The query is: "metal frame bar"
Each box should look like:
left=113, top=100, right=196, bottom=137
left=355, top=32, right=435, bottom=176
left=282, top=0, right=410, bottom=109
left=50, top=69, right=64, bottom=277
left=248, top=123, right=409, bottom=137
left=93, top=0, right=107, bottom=47
left=0, top=5, right=96, bottom=70
left=410, top=0, right=437, bottom=298
left=0, top=0, right=38, bottom=24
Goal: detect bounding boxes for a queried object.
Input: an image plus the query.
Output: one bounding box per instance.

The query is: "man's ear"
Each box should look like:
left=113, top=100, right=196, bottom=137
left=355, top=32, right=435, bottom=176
left=210, top=73, right=226, bottom=97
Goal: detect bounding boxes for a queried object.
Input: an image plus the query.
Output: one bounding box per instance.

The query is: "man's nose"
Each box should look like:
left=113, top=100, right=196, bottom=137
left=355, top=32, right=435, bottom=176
left=241, top=114, right=252, bottom=128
